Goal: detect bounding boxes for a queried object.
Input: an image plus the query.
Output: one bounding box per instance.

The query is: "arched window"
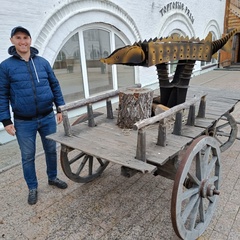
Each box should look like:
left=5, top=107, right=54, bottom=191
left=53, top=25, right=135, bottom=103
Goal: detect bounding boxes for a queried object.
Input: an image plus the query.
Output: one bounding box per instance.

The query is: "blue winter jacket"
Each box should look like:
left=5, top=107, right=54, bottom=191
left=0, top=46, right=65, bottom=127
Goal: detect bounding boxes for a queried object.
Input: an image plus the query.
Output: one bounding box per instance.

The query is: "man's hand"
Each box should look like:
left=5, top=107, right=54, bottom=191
left=56, top=112, right=63, bottom=124
left=5, top=124, right=16, bottom=136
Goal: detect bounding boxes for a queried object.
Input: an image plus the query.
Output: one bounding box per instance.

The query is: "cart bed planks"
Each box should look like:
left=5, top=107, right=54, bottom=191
left=48, top=124, right=157, bottom=174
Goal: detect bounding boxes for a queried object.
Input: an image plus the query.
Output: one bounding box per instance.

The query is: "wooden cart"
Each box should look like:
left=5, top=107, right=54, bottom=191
left=47, top=85, right=239, bottom=240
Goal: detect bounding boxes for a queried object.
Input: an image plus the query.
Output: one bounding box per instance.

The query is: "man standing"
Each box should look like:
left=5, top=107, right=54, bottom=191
left=0, top=26, right=68, bottom=205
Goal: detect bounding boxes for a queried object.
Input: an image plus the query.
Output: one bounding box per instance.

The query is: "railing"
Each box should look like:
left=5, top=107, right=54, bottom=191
left=59, top=84, right=141, bottom=136
left=133, top=95, right=207, bottom=161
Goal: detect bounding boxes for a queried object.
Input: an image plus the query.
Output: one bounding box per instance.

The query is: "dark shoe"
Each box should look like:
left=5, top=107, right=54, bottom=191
left=48, top=178, right=68, bottom=189
left=28, top=189, right=38, bottom=205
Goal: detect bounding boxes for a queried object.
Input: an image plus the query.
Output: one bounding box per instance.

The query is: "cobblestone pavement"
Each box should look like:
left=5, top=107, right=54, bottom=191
left=0, top=70, right=240, bottom=240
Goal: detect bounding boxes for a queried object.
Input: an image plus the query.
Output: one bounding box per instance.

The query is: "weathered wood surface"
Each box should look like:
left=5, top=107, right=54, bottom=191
left=187, top=85, right=240, bottom=100
left=48, top=115, right=194, bottom=167
left=133, top=95, right=204, bottom=130
left=180, top=125, right=206, bottom=138
left=194, top=118, right=215, bottom=128
left=59, top=84, right=141, bottom=111
left=49, top=129, right=156, bottom=174
left=187, top=86, right=238, bottom=120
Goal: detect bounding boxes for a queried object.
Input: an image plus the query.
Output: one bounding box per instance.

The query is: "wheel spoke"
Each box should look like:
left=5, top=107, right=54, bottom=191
left=199, top=198, right=205, bottom=222
left=207, top=196, right=215, bottom=203
left=208, top=175, right=218, bottom=184
left=196, top=152, right=202, bottom=180
left=76, top=155, right=89, bottom=175
left=202, top=146, right=211, bottom=162
left=187, top=172, right=201, bottom=185
left=189, top=198, right=201, bottom=230
left=201, top=146, right=211, bottom=179
left=206, top=156, right=217, bottom=177
left=219, top=116, right=227, bottom=120
left=69, top=152, right=85, bottom=165
left=216, top=122, right=229, bottom=131
left=97, top=157, right=104, bottom=166
left=89, top=156, right=93, bottom=175
left=216, top=131, right=230, bottom=137
left=182, top=194, right=199, bottom=223
left=182, top=187, right=199, bottom=201
left=214, top=135, right=223, bottom=145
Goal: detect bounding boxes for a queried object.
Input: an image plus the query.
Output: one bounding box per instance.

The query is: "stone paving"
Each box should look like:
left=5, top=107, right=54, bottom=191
left=0, top=70, right=240, bottom=240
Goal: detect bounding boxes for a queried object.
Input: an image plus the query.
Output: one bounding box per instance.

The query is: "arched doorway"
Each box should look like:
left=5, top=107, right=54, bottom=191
left=33, top=0, right=141, bottom=103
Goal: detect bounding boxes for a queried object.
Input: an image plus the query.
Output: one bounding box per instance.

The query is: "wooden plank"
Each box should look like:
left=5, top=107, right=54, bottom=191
left=205, top=107, right=229, bottom=116
left=72, top=123, right=173, bottom=163
left=194, top=118, right=215, bottom=128
left=207, top=100, right=236, bottom=107
left=205, top=113, right=225, bottom=120
left=146, top=134, right=193, bottom=165
left=207, top=100, right=237, bottom=108
left=59, top=84, right=141, bottom=111
left=188, top=87, right=238, bottom=121
left=180, top=125, right=206, bottom=138
left=188, top=97, right=237, bottom=116
left=47, top=131, right=157, bottom=174
left=205, top=106, right=231, bottom=117
left=203, top=101, right=236, bottom=118
left=73, top=125, right=137, bottom=152
left=189, top=85, right=240, bottom=100
left=207, top=98, right=237, bottom=105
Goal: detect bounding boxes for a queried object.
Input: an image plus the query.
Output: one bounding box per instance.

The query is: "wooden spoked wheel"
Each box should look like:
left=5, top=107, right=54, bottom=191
left=171, top=136, right=221, bottom=240
left=60, top=145, right=109, bottom=183
left=212, top=112, right=237, bottom=152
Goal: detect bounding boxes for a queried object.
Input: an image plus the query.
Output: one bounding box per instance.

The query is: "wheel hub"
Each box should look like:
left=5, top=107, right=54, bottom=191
left=200, top=179, right=220, bottom=198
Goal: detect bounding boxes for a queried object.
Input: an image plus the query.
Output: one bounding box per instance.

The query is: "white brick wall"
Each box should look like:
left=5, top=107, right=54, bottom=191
left=0, top=0, right=226, bottom=59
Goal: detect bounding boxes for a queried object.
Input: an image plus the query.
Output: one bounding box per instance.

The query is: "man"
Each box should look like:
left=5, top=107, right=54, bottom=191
left=0, top=26, right=68, bottom=205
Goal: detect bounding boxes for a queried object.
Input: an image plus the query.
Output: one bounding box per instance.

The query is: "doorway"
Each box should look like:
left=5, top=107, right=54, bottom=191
left=232, top=33, right=240, bottom=63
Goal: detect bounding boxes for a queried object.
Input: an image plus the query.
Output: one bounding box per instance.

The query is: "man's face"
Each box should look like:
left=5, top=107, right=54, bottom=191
left=10, top=32, right=31, bottom=55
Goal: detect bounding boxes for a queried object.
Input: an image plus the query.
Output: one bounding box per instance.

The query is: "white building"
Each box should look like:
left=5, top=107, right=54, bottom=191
left=0, top=0, right=226, bottom=144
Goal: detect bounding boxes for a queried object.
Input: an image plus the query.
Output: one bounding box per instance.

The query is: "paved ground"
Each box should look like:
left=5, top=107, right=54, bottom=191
left=0, top=70, right=240, bottom=240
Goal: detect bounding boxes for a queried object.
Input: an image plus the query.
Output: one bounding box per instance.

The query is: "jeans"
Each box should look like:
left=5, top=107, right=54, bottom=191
left=14, top=112, right=57, bottom=190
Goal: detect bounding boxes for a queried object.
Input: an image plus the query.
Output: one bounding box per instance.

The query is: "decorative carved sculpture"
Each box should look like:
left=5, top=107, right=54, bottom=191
left=101, top=29, right=238, bottom=107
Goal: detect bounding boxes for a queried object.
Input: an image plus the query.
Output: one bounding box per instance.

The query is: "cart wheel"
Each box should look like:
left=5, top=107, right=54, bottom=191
left=171, top=136, right=221, bottom=240
left=211, top=112, right=237, bottom=152
left=60, top=145, right=109, bottom=183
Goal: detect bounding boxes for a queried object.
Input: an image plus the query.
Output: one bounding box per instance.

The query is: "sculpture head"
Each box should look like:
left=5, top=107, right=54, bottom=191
left=100, top=45, right=145, bottom=66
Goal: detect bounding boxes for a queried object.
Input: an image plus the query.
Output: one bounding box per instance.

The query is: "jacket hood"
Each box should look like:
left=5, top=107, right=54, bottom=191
left=8, top=46, right=39, bottom=59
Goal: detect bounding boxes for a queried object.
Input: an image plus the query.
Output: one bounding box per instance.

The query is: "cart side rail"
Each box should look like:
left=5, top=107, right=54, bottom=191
left=133, top=95, right=206, bottom=130
left=134, top=94, right=207, bottom=161
left=59, top=84, right=141, bottom=136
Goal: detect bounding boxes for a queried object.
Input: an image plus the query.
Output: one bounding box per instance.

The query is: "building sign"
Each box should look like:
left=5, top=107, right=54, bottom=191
left=159, top=2, right=194, bottom=24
